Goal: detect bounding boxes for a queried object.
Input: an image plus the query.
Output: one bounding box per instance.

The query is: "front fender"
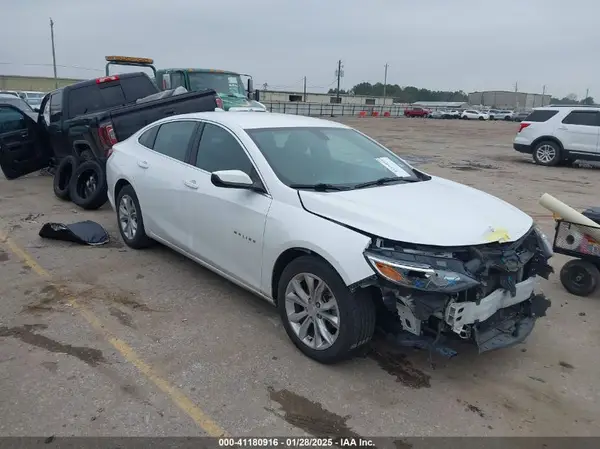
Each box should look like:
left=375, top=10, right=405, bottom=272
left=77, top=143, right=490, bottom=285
left=261, top=200, right=375, bottom=296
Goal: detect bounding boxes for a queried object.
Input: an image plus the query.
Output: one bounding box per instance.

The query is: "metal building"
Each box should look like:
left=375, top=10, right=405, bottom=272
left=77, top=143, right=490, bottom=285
left=468, top=91, right=551, bottom=110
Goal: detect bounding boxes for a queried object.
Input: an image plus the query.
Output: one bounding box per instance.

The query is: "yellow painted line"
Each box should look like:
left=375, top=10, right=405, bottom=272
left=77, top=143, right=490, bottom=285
left=0, top=230, right=227, bottom=437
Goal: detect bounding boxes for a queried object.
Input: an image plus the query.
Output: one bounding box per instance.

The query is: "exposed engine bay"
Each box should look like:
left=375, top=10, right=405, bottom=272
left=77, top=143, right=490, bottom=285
left=359, top=225, right=554, bottom=354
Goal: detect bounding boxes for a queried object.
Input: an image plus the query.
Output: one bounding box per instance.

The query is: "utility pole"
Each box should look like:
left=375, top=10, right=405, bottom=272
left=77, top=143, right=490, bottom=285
left=335, top=60, right=343, bottom=103
left=585, top=88, right=589, bottom=104
left=383, top=63, right=389, bottom=103
left=50, top=18, right=58, bottom=88
left=542, top=85, right=546, bottom=106
left=303, top=76, right=307, bottom=102
left=514, top=81, right=519, bottom=110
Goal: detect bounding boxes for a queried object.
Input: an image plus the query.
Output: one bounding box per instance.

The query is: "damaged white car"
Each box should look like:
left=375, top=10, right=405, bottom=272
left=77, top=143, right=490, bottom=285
left=106, top=112, right=554, bottom=364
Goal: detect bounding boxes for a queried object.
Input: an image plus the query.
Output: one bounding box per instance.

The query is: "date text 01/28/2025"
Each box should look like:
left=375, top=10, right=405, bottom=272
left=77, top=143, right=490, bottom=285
left=218, top=437, right=376, bottom=447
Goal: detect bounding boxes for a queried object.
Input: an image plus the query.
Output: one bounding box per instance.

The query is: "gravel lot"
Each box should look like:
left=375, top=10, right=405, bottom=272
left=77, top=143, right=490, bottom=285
left=0, top=117, right=598, bottom=438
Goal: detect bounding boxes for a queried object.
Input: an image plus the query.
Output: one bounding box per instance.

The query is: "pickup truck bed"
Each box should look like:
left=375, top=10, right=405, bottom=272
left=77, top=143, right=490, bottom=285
left=73, top=88, right=218, bottom=160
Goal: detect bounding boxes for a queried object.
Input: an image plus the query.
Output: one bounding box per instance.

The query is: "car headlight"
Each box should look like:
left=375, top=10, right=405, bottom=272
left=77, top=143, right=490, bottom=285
left=533, top=225, right=553, bottom=257
left=364, top=252, right=479, bottom=293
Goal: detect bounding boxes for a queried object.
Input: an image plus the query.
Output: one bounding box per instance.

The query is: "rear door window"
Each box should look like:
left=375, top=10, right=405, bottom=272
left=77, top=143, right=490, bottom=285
left=152, top=120, right=197, bottom=162
left=0, top=106, right=27, bottom=133
left=561, top=111, right=600, bottom=126
left=524, top=110, right=558, bottom=122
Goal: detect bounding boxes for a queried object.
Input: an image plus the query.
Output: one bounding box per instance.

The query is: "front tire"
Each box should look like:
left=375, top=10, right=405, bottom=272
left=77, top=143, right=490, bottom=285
left=277, top=255, right=376, bottom=364
left=560, top=259, right=600, bottom=297
left=116, top=185, right=152, bottom=249
left=533, top=140, right=561, bottom=166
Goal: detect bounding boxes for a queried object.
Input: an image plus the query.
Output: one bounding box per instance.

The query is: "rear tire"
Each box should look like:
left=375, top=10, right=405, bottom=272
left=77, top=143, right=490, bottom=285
left=69, top=160, right=108, bottom=210
left=560, top=259, right=600, bottom=297
left=532, top=140, right=561, bottom=166
left=116, top=185, right=152, bottom=249
left=53, top=155, right=78, bottom=201
left=277, top=255, right=376, bottom=364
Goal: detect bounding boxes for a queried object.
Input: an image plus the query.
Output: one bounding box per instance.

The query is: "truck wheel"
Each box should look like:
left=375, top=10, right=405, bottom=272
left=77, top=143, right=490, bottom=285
left=53, top=156, right=79, bottom=201
left=69, top=160, right=108, bottom=210
left=533, top=140, right=561, bottom=166
left=277, top=255, right=376, bottom=364
left=560, top=259, right=600, bottom=297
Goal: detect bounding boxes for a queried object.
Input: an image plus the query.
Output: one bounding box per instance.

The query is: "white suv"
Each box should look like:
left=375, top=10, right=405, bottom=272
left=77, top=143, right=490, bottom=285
left=461, top=110, right=489, bottom=120
left=513, top=106, right=600, bottom=166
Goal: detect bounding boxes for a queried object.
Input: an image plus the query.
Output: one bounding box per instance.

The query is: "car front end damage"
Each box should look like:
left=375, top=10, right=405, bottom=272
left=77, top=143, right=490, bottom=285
left=356, top=225, right=554, bottom=355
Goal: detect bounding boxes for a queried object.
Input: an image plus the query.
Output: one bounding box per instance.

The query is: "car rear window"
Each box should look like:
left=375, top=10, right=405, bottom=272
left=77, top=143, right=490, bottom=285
left=67, top=75, right=157, bottom=118
left=523, top=110, right=558, bottom=122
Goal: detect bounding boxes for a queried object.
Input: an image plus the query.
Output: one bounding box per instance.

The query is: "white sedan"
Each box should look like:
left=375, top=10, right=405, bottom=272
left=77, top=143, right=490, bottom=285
left=461, top=110, right=489, bottom=120
left=106, top=112, right=553, bottom=363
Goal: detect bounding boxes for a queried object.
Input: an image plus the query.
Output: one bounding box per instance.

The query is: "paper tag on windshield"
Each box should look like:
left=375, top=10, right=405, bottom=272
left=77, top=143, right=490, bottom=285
left=376, top=157, right=411, bottom=177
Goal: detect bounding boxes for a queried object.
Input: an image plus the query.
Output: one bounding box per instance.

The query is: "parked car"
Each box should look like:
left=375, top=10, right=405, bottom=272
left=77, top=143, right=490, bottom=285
left=461, top=110, right=489, bottom=120
left=488, top=109, right=514, bottom=120
left=513, top=106, right=600, bottom=166
left=445, top=110, right=461, bottom=119
left=513, top=110, right=532, bottom=122
left=428, top=109, right=446, bottom=119
left=0, top=91, right=20, bottom=97
left=106, top=112, right=553, bottom=364
left=404, top=107, right=430, bottom=118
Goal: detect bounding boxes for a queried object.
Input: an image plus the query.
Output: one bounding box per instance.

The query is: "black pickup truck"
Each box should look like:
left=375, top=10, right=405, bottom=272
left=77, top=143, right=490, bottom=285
left=0, top=71, right=218, bottom=181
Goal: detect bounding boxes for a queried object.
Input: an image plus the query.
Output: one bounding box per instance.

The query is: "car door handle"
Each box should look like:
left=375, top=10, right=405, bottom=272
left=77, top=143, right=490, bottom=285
left=137, top=160, right=149, bottom=169
left=184, top=180, right=198, bottom=189
left=557, top=126, right=568, bottom=130
left=164, top=109, right=175, bottom=116
left=20, top=131, right=28, bottom=138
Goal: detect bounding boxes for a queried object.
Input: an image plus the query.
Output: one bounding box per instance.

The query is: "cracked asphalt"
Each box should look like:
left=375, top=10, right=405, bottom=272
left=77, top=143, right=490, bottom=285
left=1, top=117, right=598, bottom=438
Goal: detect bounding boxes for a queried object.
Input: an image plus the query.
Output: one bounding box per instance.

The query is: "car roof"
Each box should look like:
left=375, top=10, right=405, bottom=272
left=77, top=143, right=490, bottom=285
left=180, top=112, right=351, bottom=130
left=533, top=106, right=600, bottom=112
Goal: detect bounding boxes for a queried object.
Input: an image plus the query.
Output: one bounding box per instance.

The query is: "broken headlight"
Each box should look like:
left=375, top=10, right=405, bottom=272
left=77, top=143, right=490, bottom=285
left=364, top=253, right=479, bottom=293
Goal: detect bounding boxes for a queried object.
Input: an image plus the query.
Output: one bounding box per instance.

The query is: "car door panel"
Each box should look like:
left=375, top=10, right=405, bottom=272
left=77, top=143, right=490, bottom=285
left=137, top=120, right=199, bottom=249
left=0, top=105, right=49, bottom=179
left=554, top=111, right=600, bottom=154
left=186, top=122, right=272, bottom=290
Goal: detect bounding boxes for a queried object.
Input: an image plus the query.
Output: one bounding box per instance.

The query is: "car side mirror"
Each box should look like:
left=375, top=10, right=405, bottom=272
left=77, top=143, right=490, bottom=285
left=211, top=169, right=254, bottom=189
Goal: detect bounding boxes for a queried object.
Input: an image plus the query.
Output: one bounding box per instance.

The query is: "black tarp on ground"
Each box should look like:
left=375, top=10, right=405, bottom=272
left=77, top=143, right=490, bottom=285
left=39, top=220, right=109, bottom=246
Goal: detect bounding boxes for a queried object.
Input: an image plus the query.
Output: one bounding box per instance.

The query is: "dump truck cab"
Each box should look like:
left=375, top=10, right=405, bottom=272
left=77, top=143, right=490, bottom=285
left=156, top=68, right=266, bottom=112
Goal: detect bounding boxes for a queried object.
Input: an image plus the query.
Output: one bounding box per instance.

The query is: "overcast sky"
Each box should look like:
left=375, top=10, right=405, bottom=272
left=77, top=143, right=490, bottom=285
left=1, top=0, right=598, bottom=99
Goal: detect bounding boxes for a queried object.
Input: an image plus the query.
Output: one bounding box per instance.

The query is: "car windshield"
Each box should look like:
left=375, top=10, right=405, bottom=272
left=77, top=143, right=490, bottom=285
left=188, top=72, right=247, bottom=97
left=246, top=127, right=421, bottom=189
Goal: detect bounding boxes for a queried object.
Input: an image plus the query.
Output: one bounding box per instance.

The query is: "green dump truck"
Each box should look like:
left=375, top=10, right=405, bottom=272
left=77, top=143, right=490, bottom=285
left=105, top=56, right=267, bottom=112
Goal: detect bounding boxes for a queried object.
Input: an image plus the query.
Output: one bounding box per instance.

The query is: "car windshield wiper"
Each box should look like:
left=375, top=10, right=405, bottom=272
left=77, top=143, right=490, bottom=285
left=289, top=183, right=349, bottom=191
left=352, top=176, right=418, bottom=190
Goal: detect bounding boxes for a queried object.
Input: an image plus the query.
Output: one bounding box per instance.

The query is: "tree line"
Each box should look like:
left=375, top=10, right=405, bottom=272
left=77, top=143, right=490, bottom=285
left=328, top=82, right=596, bottom=106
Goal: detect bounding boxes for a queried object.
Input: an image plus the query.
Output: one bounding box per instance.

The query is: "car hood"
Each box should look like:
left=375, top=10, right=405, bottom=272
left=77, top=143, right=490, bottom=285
left=298, top=177, right=533, bottom=247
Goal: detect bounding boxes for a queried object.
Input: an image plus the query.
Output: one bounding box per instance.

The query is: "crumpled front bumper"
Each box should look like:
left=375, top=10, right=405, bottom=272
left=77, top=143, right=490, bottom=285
left=444, top=277, right=551, bottom=353
left=473, top=293, right=550, bottom=353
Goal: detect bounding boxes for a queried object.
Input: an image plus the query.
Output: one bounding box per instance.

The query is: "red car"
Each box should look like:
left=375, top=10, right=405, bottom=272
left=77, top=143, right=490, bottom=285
left=404, top=106, right=430, bottom=118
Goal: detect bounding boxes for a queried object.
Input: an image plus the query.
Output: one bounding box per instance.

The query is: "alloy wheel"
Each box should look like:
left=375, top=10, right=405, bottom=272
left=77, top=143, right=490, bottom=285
left=119, top=194, right=138, bottom=240
left=284, top=273, right=340, bottom=350
left=536, top=144, right=556, bottom=164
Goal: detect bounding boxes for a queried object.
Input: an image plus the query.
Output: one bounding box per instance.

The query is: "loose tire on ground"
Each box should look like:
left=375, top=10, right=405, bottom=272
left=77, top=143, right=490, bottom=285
left=53, top=155, right=78, bottom=201
left=116, top=184, right=153, bottom=249
left=277, top=255, right=376, bottom=364
left=560, top=259, right=600, bottom=297
left=69, top=160, right=108, bottom=210
left=532, top=140, right=561, bottom=166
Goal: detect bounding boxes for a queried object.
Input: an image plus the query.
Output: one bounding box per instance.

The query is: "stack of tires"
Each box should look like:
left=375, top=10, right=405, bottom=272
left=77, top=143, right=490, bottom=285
left=52, top=151, right=108, bottom=210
